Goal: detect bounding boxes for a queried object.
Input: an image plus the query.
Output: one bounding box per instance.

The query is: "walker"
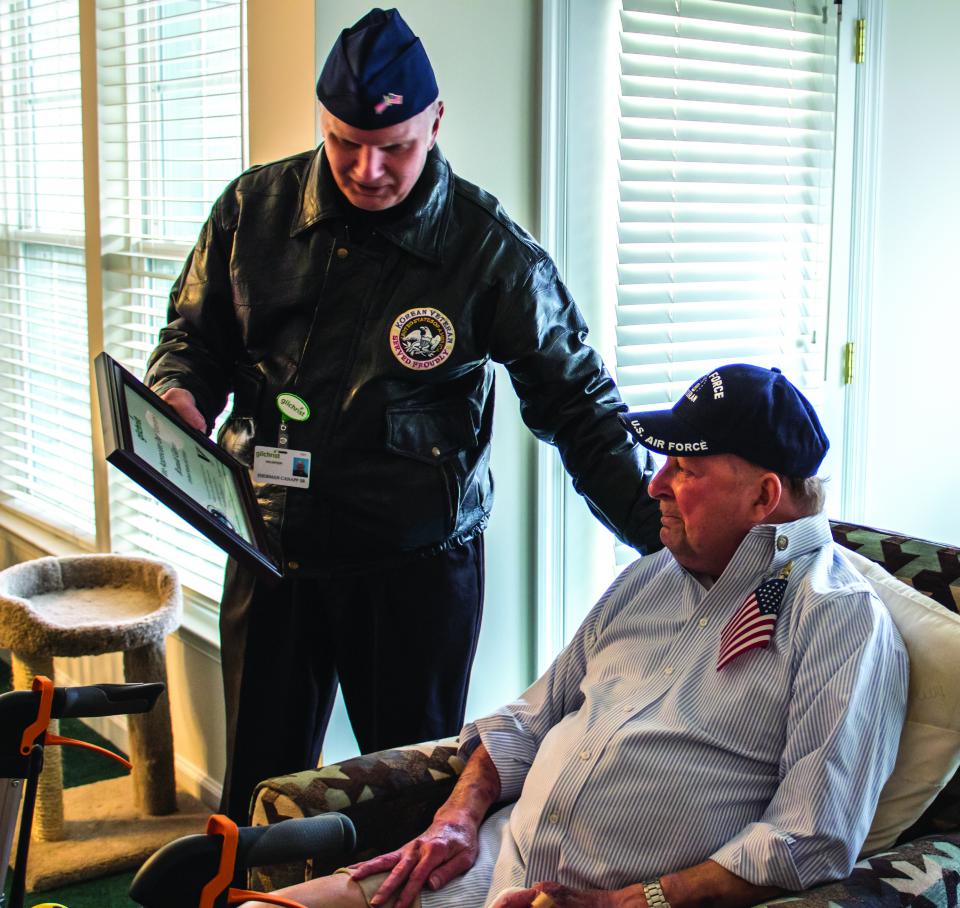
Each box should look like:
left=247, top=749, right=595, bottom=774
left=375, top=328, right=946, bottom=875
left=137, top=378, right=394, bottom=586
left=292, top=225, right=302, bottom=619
left=0, top=673, right=356, bottom=908
left=0, top=675, right=163, bottom=908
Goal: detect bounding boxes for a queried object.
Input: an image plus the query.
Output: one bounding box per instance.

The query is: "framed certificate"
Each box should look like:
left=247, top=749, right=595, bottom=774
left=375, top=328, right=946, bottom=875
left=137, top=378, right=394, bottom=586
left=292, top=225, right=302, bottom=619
left=94, top=352, right=282, bottom=581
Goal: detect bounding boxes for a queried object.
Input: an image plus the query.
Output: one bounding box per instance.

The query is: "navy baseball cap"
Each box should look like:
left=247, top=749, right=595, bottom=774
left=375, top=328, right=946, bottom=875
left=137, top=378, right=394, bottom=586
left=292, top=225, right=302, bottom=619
left=316, top=8, right=439, bottom=129
left=620, top=364, right=829, bottom=477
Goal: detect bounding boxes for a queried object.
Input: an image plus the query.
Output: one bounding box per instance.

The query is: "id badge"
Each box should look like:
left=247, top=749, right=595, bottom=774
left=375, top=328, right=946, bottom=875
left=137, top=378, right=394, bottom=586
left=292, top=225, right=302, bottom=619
left=253, top=446, right=311, bottom=488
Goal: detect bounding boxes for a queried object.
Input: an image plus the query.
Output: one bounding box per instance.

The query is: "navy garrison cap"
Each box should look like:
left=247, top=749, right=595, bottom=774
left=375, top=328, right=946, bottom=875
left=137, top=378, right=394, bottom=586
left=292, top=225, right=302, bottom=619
left=316, top=8, right=439, bottom=129
left=620, top=364, right=829, bottom=477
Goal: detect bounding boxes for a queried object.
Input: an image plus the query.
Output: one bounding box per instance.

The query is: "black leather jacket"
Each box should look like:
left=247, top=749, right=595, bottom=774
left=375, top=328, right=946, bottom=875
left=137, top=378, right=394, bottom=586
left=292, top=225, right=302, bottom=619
left=145, top=145, right=660, bottom=573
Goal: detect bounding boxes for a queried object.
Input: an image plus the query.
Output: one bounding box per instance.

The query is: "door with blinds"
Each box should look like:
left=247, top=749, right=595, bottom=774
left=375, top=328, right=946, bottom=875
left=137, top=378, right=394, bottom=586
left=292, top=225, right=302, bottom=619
left=548, top=0, right=842, bottom=640
left=615, top=0, right=838, bottom=413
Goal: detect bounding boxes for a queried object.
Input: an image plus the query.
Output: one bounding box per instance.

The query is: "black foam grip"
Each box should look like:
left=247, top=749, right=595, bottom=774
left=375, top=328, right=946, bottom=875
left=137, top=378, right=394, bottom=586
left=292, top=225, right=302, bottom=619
left=239, top=814, right=357, bottom=868
left=54, top=683, right=165, bottom=719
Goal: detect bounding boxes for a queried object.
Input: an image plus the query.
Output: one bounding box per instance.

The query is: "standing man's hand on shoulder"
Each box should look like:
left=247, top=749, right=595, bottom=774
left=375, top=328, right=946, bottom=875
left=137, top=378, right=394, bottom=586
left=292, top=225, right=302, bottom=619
left=159, top=387, right=207, bottom=433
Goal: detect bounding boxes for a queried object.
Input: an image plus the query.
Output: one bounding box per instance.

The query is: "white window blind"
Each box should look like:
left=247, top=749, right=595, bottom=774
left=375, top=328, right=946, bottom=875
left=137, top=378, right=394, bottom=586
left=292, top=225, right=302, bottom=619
left=616, top=0, right=839, bottom=412
left=98, top=0, right=245, bottom=600
left=0, top=0, right=95, bottom=543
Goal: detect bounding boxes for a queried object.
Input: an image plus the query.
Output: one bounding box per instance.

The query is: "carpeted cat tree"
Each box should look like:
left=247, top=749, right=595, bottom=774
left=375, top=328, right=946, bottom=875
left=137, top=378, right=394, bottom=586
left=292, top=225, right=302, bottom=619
left=0, top=553, right=207, bottom=890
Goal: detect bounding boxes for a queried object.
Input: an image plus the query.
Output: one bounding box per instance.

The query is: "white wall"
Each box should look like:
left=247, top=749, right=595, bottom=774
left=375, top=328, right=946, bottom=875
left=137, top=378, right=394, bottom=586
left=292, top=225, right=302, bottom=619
left=860, top=0, right=960, bottom=544
left=248, top=0, right=318, bottom=165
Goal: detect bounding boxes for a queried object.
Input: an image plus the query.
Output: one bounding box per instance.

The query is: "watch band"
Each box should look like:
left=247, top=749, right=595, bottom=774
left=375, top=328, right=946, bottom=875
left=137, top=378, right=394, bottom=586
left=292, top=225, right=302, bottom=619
left=643, top=879, right=671, bottom=908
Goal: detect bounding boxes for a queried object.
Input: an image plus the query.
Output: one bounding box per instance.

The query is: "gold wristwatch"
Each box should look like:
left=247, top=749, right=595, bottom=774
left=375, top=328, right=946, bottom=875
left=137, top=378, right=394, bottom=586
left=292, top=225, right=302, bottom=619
left=643, top=879, right=671, bottom=908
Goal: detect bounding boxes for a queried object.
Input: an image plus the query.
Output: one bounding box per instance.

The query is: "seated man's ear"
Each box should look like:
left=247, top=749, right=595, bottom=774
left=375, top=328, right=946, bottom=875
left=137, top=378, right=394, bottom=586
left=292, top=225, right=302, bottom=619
left=751, top=472, right=783, bottom=523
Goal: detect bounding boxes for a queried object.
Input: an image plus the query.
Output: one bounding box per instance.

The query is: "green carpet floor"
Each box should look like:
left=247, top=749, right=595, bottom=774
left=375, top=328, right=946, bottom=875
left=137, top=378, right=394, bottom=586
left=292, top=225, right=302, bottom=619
left=1, top=658, right=139, bottom=907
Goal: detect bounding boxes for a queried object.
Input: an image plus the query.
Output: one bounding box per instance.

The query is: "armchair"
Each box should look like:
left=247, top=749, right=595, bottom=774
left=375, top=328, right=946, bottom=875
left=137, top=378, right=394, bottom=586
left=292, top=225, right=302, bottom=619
left=249, top=520, right=960, bottom=904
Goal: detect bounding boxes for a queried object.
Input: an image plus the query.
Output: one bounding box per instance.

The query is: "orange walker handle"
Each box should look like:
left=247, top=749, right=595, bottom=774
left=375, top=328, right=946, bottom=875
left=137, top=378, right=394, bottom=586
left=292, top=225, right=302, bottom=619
left=19, top=676, right=54, bottom=755
left=199, top=815, right=309, bottom=908
left=45, top=733, right=133, bottom=770
left=18, top=675, right=133, bottom=770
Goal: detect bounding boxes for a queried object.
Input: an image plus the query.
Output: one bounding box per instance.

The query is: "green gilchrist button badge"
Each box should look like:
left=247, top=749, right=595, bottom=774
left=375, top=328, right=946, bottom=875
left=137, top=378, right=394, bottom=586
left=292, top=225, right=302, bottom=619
left=276, top=392, right=311, bottom=422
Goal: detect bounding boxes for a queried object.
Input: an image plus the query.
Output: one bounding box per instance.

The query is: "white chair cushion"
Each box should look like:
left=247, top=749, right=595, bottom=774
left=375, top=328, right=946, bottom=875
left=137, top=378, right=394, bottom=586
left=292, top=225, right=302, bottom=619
left=841, top=547, right=960, bottom=853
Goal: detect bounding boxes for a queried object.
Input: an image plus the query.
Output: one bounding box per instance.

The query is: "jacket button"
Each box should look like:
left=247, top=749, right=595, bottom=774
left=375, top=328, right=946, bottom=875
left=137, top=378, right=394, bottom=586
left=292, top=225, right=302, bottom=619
left=336, top=247, right=349, bottom=259
left=287, top=560, right=299, bottom=570
left=431, top=446, right=441, bottom=457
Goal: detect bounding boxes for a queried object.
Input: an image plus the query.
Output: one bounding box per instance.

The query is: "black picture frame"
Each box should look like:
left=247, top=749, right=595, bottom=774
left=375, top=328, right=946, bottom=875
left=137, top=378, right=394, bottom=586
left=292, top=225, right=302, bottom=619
left=94, top=351, right=282, bottom=581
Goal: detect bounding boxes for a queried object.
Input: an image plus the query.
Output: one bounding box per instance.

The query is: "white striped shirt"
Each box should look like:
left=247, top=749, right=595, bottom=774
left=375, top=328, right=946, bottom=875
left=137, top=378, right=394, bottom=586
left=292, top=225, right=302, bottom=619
left=422, top=513, right=908, bottom=907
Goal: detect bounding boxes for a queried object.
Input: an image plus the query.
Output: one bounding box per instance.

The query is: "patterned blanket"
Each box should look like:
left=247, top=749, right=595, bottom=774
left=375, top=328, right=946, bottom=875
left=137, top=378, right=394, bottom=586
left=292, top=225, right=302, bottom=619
left=761, top=836, right=960, bottom=908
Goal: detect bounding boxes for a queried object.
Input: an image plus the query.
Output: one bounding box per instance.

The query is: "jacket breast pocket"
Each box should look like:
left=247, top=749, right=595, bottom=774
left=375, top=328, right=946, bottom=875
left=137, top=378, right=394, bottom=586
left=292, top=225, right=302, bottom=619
left=385, top=401, right=478, bottom=463
left=385, top=401, right=479, bottom=538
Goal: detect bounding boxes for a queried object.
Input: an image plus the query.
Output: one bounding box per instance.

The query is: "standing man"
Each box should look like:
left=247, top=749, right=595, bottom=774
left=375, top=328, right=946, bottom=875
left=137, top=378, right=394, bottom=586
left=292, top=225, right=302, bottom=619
left=145, top=7, right=660, bottom=822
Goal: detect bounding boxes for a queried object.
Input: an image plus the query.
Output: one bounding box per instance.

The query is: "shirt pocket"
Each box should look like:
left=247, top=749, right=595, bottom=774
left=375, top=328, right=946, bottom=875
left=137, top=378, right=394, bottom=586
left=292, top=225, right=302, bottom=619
left=683, top=656, right=791, bottom=764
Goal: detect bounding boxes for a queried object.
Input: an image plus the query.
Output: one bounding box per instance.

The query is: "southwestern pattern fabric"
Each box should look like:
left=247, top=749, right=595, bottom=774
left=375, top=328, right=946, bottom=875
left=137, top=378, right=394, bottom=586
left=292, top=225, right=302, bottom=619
left=830, top=522, right=960, bottom=614
left=249, top=740, right=462, bottom=891
left=248, top=522, right=960, bottom=899
left=758, top=835, right=960, bottom=908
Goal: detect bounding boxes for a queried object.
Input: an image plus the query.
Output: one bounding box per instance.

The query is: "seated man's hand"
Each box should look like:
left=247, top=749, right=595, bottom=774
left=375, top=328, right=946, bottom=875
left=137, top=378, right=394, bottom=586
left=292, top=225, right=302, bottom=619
left=346, top=810, right=480, bottom=908
left=490, top=882, right=618, bottom=908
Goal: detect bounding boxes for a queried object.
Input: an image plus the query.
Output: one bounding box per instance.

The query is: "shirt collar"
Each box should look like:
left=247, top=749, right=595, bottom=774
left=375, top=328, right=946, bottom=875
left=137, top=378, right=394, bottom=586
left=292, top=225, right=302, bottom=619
left=728, top=512, right=833, bottom=580
left=291, top=144, right=453, bottom=265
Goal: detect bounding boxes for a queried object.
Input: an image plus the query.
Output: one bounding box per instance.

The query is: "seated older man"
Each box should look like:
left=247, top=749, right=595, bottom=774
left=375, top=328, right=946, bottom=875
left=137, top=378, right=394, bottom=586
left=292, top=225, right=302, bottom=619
left=248, top=364, right=908, bottom=908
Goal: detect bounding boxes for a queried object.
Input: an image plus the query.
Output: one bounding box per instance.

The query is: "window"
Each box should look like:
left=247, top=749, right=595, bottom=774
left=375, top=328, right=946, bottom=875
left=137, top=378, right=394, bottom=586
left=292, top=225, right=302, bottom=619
left=98, top=0, right=246, bottom=601
left=0, top=0, right=246, bottom=605
left=0, top=0, right=94, bottom=543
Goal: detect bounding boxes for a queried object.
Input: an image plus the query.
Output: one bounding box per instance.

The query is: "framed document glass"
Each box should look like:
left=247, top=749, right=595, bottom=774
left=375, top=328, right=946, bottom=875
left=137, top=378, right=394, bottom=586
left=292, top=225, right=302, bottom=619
left=94, top=352, right=282, bottom=580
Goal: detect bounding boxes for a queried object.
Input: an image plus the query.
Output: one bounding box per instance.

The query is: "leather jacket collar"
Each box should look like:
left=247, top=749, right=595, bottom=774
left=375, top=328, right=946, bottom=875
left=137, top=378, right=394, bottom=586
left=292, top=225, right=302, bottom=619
left=291, top=144, right=453, bottom=265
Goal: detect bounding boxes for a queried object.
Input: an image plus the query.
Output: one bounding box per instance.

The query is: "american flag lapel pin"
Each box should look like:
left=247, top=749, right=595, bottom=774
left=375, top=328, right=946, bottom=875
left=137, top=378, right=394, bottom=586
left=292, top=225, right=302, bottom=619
left=717, top=561, right=794, bottom=671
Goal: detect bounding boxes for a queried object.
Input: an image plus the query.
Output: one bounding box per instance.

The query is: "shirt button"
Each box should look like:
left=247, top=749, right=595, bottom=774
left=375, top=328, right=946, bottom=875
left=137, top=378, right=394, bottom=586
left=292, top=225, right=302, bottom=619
left=698, top=617, right=708, bottom=628
left=776, top=535, right=789, bottom=551
left=580, top=749, right=591, bottom=761
left=623, top=704, right=632, bottom=713
left=287, top=561, right=299, bottom=570
left=336, top=247, right=349, bottom=259
left=548, top=812, right=560, bottom=824
left=664, top=666, right=674, bottom=675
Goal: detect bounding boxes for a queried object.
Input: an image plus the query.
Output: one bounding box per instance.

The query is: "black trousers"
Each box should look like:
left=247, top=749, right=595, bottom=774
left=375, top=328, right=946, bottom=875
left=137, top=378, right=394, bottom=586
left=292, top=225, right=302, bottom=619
left=217, top=535, right=485, bottom=822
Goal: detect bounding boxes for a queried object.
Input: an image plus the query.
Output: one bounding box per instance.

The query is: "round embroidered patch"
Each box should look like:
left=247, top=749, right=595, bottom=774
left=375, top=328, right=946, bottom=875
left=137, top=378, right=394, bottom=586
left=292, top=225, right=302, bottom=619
left=389, top=308, right=455, bottom=370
